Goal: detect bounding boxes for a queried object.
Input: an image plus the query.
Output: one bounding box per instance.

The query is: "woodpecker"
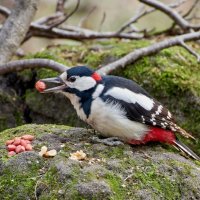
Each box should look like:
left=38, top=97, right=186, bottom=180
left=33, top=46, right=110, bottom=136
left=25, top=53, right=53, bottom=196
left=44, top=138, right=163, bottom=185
left=38, top=66, right=200, bottom=160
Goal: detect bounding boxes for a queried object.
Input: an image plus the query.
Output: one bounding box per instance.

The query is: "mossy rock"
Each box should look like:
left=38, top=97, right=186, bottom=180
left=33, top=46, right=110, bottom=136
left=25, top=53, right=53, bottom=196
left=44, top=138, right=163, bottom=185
left=0, top=39, right=199, bottom=152
left=0, top=124, right=200, bottom=199
left=0, top=82, right=24, bottom=131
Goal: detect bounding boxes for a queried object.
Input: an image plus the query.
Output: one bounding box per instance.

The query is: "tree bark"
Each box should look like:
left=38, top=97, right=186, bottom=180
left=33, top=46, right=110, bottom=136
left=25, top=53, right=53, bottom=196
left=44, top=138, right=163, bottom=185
left=0, top=0, right=40, bottom=64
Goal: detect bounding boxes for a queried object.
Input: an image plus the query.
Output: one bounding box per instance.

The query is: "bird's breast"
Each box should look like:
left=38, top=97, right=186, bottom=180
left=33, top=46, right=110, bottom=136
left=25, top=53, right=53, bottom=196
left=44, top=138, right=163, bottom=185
left=87, top=97, right=149, bottom=141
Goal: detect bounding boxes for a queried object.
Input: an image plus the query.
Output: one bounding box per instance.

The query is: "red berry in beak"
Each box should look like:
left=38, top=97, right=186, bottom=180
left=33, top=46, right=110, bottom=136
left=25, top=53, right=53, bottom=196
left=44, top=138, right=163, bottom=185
left=35, top=81, right=46, bottom=92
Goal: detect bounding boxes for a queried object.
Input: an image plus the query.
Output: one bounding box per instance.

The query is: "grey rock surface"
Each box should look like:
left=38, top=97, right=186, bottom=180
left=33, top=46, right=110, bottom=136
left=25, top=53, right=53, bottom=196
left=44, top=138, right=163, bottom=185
left=0, top=124, right=200, bottom=199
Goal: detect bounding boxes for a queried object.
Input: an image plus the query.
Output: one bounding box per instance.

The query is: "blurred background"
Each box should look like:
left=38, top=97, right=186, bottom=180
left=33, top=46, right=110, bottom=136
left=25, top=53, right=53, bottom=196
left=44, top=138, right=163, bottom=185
left=0, top=0, right=199, bottom=53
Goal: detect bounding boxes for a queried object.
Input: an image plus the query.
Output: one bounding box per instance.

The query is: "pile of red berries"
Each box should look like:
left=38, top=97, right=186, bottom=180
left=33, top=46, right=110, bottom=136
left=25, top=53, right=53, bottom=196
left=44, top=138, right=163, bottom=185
left=6, top=135, right=34, bottom=156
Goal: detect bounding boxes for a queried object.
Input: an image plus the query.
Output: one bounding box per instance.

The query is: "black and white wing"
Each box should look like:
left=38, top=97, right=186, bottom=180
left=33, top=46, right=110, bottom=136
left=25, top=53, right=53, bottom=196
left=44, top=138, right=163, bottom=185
left=101, top=75, right=193, bottom=139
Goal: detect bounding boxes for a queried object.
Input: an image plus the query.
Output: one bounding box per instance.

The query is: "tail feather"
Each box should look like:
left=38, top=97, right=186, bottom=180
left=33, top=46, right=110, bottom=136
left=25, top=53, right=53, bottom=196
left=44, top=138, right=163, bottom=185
left=173, top=139, right=200, bottom=161
left=169, top=122, right=195, bottom=140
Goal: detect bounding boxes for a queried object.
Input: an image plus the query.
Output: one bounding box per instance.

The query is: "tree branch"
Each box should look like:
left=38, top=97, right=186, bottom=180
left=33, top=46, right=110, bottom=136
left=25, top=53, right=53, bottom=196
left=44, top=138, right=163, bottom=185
left=0, top=0, right=40, bottom=64
left=0, top=59, right=67, bottom=75
left=97, top=31, right=200, bottom=75
left=98, top=12, right=106, bottom=32
left=0, top=5, right=11, bottom=18
left=117, top=5, right=147, bottom=33
left=49, top=0, right=80, bottom=28
left=180, top=41, right=200, bottom=62
left=0, top=2, right=144, bottom=43
left=118, top=0, right=188, bottom=33
left=56, top=0, right=67, bottom=13
left=78, top=6, right=97, bottom=27
left=27, top=24, right=144, bottom=40
left=182, top=0, right=198, bottom=18
left=140, top=0, right=200, bottom=32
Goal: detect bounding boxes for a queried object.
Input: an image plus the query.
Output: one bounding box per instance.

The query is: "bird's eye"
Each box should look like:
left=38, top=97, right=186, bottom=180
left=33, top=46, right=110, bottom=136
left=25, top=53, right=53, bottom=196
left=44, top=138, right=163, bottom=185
left=68, top=77, right=76, bottom=82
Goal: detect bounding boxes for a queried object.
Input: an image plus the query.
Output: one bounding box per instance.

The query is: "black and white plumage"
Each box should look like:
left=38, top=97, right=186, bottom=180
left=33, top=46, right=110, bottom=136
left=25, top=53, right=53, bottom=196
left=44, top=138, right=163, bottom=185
left=40, top=66, right=199, bottom=160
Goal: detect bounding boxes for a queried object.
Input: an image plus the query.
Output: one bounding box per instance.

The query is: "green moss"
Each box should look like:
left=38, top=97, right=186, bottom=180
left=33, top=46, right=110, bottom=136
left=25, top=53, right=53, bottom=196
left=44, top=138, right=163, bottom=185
left=105, top=173, right=126, bottom=200
left=18, top=49, right=68, bottom=80
left=120, top=47, right=200, bottom=96
left=39, top=164, right=82, bottom=199
left=26, top=51, right=66, bottom=64
left=0, top=124, right=70, bottom=146
left=0, top=91, right=12, bottom=103
left=25, top=89, right=43, bottom=110
left=99, top=146, right=125, bottom=159
left=38, top=167, right=63, bottom=200
left=0, top=91, right=23, bottom=131
left=132, top=162, right=181, bottom=199
left=13, top=111, right=23, bottom=127
left=0, top=160, right=41, bottom=199
left=0, top=118, right=7, bottom=133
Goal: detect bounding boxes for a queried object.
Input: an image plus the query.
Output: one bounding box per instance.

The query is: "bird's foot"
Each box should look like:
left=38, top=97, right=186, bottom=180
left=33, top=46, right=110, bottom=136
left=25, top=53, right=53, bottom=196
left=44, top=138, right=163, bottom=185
left=86, top=128, right=98, bottom=135
left=91, top=136, right=124, bottom=146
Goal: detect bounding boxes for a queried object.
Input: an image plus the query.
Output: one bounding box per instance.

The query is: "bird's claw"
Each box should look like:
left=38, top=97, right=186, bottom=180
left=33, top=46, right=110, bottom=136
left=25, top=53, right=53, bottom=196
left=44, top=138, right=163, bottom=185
left=91, top=136, right=124, bottom=146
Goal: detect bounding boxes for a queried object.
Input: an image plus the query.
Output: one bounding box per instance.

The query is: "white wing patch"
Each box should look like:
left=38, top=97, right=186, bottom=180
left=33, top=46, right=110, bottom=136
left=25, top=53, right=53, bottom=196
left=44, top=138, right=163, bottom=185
left=105, top=87, right=154, bottom=111
left=92, top=84, right=104, bottom=99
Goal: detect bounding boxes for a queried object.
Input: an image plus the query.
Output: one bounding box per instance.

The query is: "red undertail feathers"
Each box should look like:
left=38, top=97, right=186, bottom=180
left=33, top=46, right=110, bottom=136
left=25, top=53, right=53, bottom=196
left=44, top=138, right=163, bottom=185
left=128, top=127, right=200, bottom=160
left=128, top=127, right=175, bottom=144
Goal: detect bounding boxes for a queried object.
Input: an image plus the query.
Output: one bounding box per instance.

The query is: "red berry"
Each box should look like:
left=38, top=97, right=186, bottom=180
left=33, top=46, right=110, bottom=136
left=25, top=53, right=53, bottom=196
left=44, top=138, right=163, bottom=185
left=26, top=140, right=31, bottom=144
left=8, top=151, right=16, bottom=157
left=25, top=144, right=33, bottom=151
left=20, top=139, right=28, bottom=148
left=21, top=135, right=34, bottom=141
left=5, top=139, right=14, bottom=146
left=7, top=144, right=16, bottom=151
left=13, top=138, right=21, bottom=146
left=15, top=145, right=25, bottom=154
left=35, top=81, right=46, bottom=92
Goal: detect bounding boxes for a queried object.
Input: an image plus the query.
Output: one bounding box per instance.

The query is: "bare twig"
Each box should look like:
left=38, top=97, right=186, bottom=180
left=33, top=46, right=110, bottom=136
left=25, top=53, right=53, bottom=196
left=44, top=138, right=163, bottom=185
left=49, top=0, right=80, bottom=28
left=34, top=180, right=39, bottom=200
left=98, top=12, right=106, bottom=32
left=118, top=0, right=188, bottom=33
left=0, top=5, right=11, bottom=18
left=140, top=0, right=200, bottom=31
left=56, top=0, right=67, bottom=13
left=0, top=59, right=67, bottom=75
left=27, top=24, right=144, bottom=40
left=34, top=13, right=66, bottom=27
left=97, top=31, right=200, bottom=75
left=187, top=15, right=200, bottom=21
left=180, top=41, right=200, bottom=62
left=0, top=0, right=40, bottom=64
left=0, top=4, right=143, bottom=42
left=117, top=5, right=149, bottom=33
left=78, top=6, right=97, bottom=27
left=182, top=0, right=198, bottom=18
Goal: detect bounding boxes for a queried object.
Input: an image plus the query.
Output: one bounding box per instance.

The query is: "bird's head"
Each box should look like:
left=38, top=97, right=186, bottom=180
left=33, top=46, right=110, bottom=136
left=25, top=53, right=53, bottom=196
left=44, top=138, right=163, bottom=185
left=40, top=66, right=102, bottom=95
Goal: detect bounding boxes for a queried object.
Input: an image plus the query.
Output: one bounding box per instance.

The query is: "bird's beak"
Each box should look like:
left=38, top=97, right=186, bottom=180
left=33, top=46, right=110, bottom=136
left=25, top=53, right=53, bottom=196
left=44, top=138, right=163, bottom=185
left=40, top=77, right=67, bottom=93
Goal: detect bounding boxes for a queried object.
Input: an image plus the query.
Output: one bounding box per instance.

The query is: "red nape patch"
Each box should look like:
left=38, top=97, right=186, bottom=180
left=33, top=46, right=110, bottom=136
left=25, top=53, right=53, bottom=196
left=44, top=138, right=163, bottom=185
left=92, top=72, right=102, bottom=81
left=128, top=127, right=176, bottom=145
